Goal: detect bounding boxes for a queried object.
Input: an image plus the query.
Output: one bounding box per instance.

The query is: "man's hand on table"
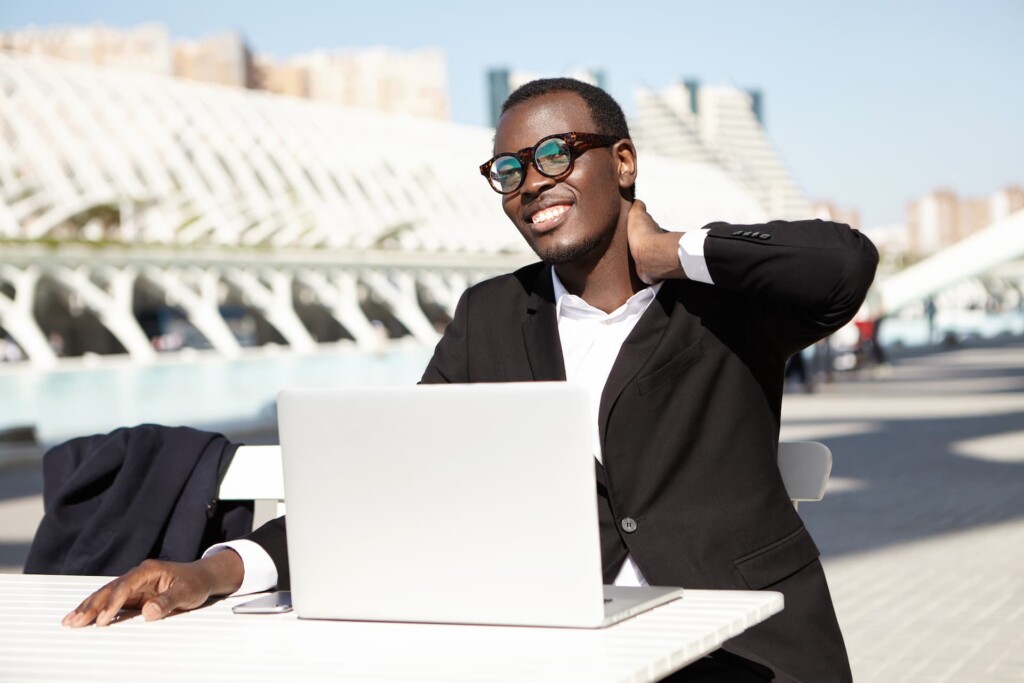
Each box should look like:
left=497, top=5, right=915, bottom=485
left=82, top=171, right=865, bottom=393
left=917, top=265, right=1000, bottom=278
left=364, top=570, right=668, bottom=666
left=62, top=548, right=244, bottom=627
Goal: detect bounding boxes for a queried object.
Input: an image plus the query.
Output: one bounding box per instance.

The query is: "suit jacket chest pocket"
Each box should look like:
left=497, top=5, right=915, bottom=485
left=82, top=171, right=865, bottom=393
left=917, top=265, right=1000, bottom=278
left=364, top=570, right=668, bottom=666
left=637, top=338, right=704, bottom=395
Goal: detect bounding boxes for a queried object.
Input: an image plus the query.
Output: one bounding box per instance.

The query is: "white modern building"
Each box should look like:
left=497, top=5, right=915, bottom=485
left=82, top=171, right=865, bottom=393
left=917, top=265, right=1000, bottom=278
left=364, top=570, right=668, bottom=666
left=633, top=80, right=811, bottom=220
left=0, top=52, right=767, bottom=367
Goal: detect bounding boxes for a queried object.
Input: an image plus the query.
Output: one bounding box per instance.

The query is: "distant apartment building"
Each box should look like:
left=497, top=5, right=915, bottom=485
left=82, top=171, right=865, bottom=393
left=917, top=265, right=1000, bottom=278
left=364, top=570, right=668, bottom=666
left=1, top=23, right=449, bottom=120
left=2, top=24, right=256, bottom=88
left=906, top=190, right=957, bottom=256
left=810, top=201, right=861, bottom=230
left=0, top=23, right=175, bottom=74
left=253, top=57, right=306, bottom=98
left=906, top=186, right=1024, bottom=256
left=861, top=223, right=910, bottom=261
left=174, top=32, right=254, bottom=88
left=486, top=67, right=606, bottom=127
left=632, top=80, right=811, bottom=220
left=992, top=186, right=1024, bottom=223
left=259, top=48, right=449, bottom=120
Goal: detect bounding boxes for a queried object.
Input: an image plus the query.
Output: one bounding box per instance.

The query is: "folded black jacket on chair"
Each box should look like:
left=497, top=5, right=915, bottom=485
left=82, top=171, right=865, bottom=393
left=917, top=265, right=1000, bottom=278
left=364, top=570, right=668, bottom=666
left=24, top=424, right=252, bottom=576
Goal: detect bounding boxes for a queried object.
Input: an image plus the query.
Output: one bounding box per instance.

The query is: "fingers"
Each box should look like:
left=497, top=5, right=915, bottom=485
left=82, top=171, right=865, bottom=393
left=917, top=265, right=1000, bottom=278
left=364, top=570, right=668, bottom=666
left=627, top=199, right=662, bottom=284
left=61, top=583, right=107, bottom=628
left=140, top=579, right=200, bottom=621
left=94, top=571, right=153, bottom=626
left=637, top=272, right=660, bottom=286
left=627, top=207, right=688, bottom=284
left=627, top=199, right=664, bottom=233
left=62, top=574, right=137, bottom=628
left=61, top=559, right=199, bottom=628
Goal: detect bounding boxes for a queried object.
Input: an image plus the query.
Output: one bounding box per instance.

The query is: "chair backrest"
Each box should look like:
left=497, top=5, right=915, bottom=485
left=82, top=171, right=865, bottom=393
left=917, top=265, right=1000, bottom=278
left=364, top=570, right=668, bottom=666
left=777, top=441, right=832, bottom=509
left=218, top=445, right=286, bottom=530
left=220, top=441, right=833, bottom=530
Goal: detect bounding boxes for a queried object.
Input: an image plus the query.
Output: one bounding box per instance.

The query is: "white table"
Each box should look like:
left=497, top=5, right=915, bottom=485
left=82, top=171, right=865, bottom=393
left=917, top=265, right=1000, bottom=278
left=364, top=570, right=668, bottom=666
left=0, top=575, right=782, bottom=682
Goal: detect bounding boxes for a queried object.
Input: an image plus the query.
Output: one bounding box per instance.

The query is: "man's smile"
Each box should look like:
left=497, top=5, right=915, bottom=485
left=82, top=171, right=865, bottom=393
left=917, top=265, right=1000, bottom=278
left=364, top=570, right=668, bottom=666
left=525, top=202, right=574, bottom=233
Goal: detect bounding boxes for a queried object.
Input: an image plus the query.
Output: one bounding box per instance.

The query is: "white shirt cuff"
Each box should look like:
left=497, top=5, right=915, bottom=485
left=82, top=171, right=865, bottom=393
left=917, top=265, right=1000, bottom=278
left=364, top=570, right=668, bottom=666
left=612, top=555, right=649, bottom=587
left=677, top=229, right=714, bottom=285
left=202, top=539, right=279, bottom=596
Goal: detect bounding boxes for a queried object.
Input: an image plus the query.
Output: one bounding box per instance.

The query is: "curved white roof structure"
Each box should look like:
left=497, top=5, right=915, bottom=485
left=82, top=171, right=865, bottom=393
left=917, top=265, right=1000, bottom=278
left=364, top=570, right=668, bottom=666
left=0, top=51, right=765, bottom=251
left=0, top=53, right=512, bottom=254
left=0, top=51, right=768, bottom=367
left=877, top=208, right=1024, bottom=314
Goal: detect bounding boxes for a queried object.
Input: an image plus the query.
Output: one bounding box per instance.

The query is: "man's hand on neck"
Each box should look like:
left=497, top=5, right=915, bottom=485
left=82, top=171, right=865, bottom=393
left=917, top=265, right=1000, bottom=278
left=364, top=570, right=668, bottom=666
left=627, top=200, right=687, bottom=285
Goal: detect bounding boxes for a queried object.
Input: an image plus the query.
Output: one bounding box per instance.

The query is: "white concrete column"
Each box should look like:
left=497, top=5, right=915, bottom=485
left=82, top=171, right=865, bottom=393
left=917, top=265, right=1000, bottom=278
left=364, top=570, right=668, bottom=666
left=295, top=269, right=378, bottom=349
left=225, top=268, right=316, bottom=352
left=0, top=265, right=57, bottom=367
left=419, top=271, right=467, bottom=319
left=142, top=266, right=242, bottom=357
left=361, top=270, right=440, bottom=344
left=50, top=265, right=156, bottom=362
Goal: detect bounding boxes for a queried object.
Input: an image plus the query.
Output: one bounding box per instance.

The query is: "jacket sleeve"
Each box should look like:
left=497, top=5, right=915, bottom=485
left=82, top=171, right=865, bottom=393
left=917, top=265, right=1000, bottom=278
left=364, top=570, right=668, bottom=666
left=703, top=219, right=879, bottom=357
left=419, top=286, right=470, bottom=384
left=243, top=516, right=290, bottom=589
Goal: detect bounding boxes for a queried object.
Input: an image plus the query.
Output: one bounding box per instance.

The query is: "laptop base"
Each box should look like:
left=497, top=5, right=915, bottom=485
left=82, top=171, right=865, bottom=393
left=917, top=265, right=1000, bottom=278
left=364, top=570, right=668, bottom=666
left=601, top=585, right=685, bottom=627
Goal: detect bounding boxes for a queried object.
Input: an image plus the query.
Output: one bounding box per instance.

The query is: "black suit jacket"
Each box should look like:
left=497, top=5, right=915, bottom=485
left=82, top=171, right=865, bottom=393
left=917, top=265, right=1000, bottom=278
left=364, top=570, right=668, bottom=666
left=27, top=425, right=251, bottom=575
left=249, top=219, right=877, bottom=682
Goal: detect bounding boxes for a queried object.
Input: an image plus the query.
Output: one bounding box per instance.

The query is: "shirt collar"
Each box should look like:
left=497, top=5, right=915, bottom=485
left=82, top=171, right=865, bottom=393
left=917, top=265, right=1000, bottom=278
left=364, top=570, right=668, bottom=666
left=551, top=268, right=661, bottom=323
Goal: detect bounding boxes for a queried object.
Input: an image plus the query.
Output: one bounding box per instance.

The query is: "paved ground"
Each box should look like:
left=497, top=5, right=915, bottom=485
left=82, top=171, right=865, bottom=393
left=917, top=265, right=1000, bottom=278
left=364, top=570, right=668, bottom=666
left=782, top=342, right=1024, bottom=681
left=2, top=342, right=1023, bottom=680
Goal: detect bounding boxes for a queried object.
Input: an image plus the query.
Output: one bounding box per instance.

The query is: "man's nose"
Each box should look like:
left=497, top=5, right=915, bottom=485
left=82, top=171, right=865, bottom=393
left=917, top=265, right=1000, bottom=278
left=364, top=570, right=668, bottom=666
left=518, top=163, right=555, bottom=201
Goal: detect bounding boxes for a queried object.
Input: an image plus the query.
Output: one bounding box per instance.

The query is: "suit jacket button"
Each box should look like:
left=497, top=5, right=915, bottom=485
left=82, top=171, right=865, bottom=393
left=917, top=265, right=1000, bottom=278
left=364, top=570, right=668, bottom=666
left=759, top=233, right=772, bottom=240
left=732, top=229, right=744, bottom=236
left=742, top=231, right=754, bottom=237
left=749, top=231, right=761, bottom=237
left=621, top=517, right=637, bottom=533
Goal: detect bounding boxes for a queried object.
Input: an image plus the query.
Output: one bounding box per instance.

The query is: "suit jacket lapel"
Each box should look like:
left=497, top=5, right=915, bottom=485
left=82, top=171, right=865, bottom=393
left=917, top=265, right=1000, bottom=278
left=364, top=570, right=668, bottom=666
left=521, top=264, right=567, bottom=382
left=598, top=280, right=675, bottom=447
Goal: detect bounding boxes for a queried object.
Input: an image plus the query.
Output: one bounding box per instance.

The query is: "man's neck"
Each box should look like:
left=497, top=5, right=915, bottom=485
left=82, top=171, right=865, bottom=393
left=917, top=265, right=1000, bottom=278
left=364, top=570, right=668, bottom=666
left=553, top=223, right=647, bottom=314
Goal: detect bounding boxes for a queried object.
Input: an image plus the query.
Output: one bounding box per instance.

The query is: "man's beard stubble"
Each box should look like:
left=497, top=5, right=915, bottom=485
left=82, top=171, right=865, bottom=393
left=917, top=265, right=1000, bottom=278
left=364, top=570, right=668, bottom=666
left=530, top=224, right=616, bottom=266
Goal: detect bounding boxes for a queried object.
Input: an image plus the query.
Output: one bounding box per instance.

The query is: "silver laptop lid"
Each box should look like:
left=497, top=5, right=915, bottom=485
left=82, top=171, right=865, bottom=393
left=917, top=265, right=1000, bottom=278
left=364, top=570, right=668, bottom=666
left=277, top=382, right=606, bottom=627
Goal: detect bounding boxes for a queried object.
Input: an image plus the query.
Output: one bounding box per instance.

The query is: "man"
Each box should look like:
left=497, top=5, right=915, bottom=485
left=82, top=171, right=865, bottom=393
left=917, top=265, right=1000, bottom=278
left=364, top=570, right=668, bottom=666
left=64, top=78, right=877, bottom=682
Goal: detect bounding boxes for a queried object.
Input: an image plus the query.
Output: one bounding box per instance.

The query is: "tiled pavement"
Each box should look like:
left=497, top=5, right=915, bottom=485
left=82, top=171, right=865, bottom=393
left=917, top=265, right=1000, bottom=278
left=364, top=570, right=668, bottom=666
left=2, top=342, right=1023, bottom=680
left=783, top=344, right=1024, bottom=681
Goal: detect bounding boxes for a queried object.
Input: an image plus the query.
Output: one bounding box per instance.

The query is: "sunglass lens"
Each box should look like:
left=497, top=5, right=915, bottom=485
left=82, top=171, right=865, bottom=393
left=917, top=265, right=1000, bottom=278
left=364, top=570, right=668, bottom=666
left=490, top=155, right=523, bottom=193
left=535, top=138, right=571, bottom=177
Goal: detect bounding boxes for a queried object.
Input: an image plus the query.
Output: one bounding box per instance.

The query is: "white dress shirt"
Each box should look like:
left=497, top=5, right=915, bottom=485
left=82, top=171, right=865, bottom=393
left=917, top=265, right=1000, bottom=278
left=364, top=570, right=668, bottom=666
left=206, top=229, right=714, bottom=595
left=554, top=273, right=658, bottom=587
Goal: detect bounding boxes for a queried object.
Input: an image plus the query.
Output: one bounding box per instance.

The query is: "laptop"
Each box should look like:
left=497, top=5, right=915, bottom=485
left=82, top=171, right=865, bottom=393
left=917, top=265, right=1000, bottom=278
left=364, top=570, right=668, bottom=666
left=276, top=382, right=684, bottom=628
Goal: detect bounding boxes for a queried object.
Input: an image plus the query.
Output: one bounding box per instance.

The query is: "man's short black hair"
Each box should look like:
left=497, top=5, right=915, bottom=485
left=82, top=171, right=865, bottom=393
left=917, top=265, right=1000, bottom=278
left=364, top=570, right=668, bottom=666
left=500, top=77, right=631, bottom=141
left=500, top=78, right=635, bottom=200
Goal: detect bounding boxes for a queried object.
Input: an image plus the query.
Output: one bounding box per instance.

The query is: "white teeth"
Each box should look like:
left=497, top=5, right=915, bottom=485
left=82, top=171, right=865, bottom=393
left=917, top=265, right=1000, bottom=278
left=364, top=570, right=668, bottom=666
left=531, top=205, right=570, bottom=224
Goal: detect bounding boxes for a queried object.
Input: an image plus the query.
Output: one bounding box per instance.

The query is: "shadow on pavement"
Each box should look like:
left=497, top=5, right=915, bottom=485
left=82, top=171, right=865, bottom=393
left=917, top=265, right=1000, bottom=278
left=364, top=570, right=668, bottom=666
left=794, top=347, right=1024, bottom=559
left=0, top=542, right=32, bottom=569
left=0, top=465, right=42, bottom=503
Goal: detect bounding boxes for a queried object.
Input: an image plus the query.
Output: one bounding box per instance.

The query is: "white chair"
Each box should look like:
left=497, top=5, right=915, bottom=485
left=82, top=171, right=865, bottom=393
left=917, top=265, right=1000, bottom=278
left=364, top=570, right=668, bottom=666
left=218, top=445, right=286, bottom=531
left=219, top=441, right=832, bottom=531
left=777, top=441, right=832, bottom=510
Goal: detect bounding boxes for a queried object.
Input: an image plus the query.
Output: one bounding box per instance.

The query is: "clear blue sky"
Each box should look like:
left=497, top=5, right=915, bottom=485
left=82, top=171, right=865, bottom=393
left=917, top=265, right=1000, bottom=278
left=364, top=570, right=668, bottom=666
left=2, top=0, right=1021, bottom=227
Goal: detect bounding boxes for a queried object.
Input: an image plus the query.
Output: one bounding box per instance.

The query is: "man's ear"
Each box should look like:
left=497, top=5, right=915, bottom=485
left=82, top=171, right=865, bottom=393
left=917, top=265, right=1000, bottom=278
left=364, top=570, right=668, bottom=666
left=614, top=139, right=638, bottom=191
